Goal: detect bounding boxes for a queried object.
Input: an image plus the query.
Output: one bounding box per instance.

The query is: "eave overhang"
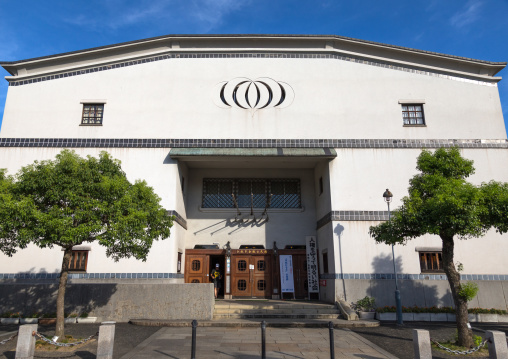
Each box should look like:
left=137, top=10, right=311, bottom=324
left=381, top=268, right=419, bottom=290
left=1, top=34, right=505, bottom=82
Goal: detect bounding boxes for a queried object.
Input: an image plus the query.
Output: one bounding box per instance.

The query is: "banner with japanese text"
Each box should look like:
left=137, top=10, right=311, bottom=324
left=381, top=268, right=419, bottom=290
left=279, top=255, right=295, bottom=293
left=306, top=236, right=319, bottom=293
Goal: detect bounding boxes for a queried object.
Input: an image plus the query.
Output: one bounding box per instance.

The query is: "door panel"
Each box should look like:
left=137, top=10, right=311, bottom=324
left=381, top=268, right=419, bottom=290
left=232, top=256, right=251, bottom=296
left=252, top=256, right=271, bottom=297
left=185, top=255, right=209, bottom=284
left=293, top=254, right=308, bottom=299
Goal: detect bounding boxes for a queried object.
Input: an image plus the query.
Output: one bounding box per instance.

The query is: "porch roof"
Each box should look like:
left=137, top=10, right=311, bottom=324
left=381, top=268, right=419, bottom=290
left=169, top=147, right=337, bottom=158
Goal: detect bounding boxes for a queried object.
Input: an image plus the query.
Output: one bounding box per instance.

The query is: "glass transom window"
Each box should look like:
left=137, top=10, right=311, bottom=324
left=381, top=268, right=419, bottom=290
left=402, top=104, right=425, bottom=125
left=202, top=179, right=301, bottom=209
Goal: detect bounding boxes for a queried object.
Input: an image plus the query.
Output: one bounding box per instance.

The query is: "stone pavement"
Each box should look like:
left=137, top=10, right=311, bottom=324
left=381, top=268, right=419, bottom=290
left=120, top=326, right=398, bottom=359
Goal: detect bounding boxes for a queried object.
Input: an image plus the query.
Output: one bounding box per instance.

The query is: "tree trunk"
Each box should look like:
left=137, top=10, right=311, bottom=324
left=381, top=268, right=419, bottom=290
left=441, top=234, right=473, bottom=348
left=55, top=247, right=72, bottom=339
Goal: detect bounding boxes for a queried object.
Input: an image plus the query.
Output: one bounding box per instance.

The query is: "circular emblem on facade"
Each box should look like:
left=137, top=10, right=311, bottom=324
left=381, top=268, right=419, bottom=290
left=213, top=77, right=295, bottom=109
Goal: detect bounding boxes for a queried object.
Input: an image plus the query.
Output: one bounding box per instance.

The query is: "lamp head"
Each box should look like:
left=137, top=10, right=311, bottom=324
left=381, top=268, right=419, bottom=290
left=383, top=189, right=393, bottom=203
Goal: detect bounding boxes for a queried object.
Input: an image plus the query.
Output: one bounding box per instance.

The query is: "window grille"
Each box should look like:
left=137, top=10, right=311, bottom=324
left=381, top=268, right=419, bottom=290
left=202, top=179, right=301, bottom=209
left=402, top=104, right=425, bottom=125
left=81, top=104, right=104, bottom=125
left=419, top=252, right=444, bottom=273
left=67, top=251, right=88, bottom=272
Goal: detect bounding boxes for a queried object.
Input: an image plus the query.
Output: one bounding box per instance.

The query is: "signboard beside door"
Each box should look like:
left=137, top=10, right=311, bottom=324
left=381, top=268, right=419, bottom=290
left=279, top=255, right=295, bottom=299
left=306, top=236, right=320, bottom=300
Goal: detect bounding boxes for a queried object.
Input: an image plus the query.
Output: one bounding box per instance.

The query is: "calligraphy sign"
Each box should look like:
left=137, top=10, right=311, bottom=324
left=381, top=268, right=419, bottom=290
left=306, top=236, right=319, bottom=294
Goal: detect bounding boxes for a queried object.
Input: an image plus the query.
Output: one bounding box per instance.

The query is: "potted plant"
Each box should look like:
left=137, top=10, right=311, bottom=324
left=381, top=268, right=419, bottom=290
left=77, top=312, right=97, bottom=323
left=20, top=312, right=40, bottom=324
left=0, top=311, right=20, bottom=324
left=353, top=296, right=376, bottom=319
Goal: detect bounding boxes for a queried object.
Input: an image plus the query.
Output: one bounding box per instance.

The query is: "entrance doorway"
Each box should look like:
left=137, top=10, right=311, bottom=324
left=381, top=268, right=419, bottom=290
left=210, top=255, right=225, bottom=298
left=231, top=254, right=272, bottom=298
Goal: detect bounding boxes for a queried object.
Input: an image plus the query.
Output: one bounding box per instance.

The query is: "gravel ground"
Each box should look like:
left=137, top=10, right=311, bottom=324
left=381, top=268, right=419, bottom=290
left=0, top=323, right=159, bottom=359
left=351, top=322, right=508, bottom=358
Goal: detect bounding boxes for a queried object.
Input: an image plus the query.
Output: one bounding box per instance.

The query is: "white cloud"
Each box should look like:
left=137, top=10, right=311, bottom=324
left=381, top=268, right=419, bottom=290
left=187, top=0, right=250, bottom=32
left=62, top=0, right=250, bottom=33
left=450, top=0, right=483, bottom=28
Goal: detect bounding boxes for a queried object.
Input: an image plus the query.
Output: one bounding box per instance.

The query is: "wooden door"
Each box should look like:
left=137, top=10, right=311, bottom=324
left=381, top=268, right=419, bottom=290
left=293, top=254, right=308, bottom=298
left=232, top=255, right=272, bottom=297
left=232, top=256, right=251, bottom=296
left=185, top=255, right=209, bottom=284
left=251, top=255, right=271, bottom=297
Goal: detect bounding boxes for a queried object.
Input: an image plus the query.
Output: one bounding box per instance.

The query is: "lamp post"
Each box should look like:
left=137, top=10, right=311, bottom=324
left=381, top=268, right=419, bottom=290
left=383, top=189, right=403, bottom=325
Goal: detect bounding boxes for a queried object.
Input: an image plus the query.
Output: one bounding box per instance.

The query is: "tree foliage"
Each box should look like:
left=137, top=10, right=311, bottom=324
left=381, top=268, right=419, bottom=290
left=369, top=147, right=508, bottom=347
left=0, top=150, right=173, bottom=337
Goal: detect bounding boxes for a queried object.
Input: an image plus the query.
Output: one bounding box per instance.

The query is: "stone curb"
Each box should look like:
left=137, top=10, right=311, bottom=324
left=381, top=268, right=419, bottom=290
left=129, top=318, right=380, bottom=328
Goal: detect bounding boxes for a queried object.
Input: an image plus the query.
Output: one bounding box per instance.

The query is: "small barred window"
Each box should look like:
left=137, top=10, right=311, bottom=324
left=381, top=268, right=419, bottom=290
left=82, top=104, right=104, bottom=125
left=402, top=104, right=425, bottom=125
left=419, top=252, right=443, bottom=273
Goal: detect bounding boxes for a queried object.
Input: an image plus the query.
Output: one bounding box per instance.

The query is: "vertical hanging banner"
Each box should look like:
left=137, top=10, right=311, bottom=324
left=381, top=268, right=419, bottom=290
left=279, top=255, right=295, bottom=293
left=306, top=236, right=319, bottom=294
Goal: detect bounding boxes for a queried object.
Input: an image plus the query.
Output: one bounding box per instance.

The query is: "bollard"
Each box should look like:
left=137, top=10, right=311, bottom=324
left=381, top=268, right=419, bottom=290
left=191, top=319, right=197, bottom=359
left=15, top=324, right=37, bottom=359
left=485, top=330, right=508, bottom=359
left=97, top=323, right=116, bottom=359
left=261, top=320, right=266, bottom=359
left=328, top=321, right=335, bottom=359
left=412, top=329, right=432, bottom=359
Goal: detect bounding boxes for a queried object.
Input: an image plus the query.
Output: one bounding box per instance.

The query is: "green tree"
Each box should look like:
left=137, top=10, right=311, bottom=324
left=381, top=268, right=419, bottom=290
left=0, top=150, right=173, bottom=338
left=369, top=147, right=508, bottom=348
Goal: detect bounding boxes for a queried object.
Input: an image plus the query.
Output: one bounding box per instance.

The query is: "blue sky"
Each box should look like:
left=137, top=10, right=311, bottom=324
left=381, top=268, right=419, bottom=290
left=0, top=0, right=507, bottom=135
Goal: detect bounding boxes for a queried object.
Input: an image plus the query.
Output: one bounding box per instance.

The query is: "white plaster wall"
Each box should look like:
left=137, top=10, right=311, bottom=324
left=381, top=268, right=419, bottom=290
left=185, top=167, right=316, bottom=251
left=314, top=161, right=332, bottom=220
left=1, top=57, right=505, bottom=139
left=0, top=226, right=179, bottom=273
left=331, top=221, right=508, bottom=275
left=0, top=147, right=184, bottom=273
left=0, top=147, right=178, bottom=210
left=329, top=148, right=508, bottom=211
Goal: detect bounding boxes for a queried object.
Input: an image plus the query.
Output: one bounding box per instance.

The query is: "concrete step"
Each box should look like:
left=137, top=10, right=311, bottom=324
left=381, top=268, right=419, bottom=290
left=213, top=313, right=341, bottom=319
left=213, top=308, right=340, bottom=315
left=214, top=303, right=336, bottom=310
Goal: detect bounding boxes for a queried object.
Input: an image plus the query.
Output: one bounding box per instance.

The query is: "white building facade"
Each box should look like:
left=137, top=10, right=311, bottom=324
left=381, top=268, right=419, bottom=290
left=0, top=35, right=507, bottom=309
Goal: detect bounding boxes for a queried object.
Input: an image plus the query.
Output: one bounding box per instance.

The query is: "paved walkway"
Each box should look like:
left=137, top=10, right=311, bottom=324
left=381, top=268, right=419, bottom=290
left=120, top=326, right=398, bottom=359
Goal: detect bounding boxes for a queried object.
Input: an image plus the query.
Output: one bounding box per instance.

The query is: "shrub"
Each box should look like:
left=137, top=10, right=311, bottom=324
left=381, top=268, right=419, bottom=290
left=79, top=312, right=89, bottom=318
left=352, top=296, right=376, bottom=312
left=459, top=282, right=479, bottom=301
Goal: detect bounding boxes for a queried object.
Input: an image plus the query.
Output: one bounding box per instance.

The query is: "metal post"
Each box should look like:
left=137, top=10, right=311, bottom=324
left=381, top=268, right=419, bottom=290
left=191, top=319, right=197, bottom=359
left=387, top=200, right=403, bottom=325
left=261, top=320, right=266, bottom=359
left=328, top=321, right=335, bottom=359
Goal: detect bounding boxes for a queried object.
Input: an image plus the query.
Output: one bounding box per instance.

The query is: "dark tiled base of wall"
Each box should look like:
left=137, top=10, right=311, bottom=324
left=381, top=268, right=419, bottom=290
left=320, top=273, right=508, bottom=281
left=0, top=273, right=184, bottom=280
left=1, top=138, right=507, bottom=148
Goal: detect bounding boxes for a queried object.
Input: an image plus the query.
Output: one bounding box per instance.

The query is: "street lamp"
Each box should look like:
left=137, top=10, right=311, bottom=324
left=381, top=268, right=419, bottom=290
left=383, top=189, right=403, bottom=325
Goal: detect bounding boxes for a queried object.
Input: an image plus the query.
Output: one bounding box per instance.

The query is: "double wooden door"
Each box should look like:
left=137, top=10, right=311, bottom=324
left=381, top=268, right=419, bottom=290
left=232, top=255, right=271, bottom=297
